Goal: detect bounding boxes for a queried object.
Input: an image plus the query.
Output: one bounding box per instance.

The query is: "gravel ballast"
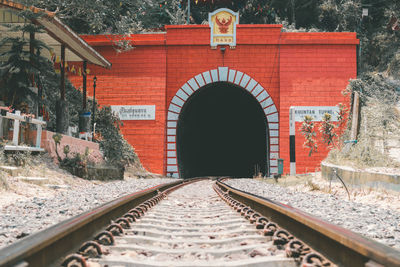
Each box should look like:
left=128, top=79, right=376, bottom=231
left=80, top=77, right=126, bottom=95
left=226, top=178, right=400, bottom=250
left=0, top=178, right=176, bottom=249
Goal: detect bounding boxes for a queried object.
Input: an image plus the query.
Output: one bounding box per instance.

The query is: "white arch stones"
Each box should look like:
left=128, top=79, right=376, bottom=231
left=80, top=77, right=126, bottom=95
left=166, top=67, right=279, bottom=178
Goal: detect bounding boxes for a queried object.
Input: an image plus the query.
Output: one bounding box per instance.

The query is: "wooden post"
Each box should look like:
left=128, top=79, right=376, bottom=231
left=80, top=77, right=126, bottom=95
left=350, top=91, right=360, bottom=141
left=60, top=44, right=65, bottom=100
left=38, top=76, right=43, bottom=117
left=92, top=76, right=97, bottom=138
left=36, top=117, right=43, bottom=148
left=12, top=111, right=21, bottom=146
left=0, top=116, right=3, bottom=139
left=56, top=44, right=69, bottom=134
left=83, top=61, right=87, bottom=110
left=343, top=91, right=360, bottom=152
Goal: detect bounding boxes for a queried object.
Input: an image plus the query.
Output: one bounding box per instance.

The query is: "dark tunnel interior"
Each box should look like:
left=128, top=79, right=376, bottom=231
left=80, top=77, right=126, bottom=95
left=177, top=82, right=268, bottom=178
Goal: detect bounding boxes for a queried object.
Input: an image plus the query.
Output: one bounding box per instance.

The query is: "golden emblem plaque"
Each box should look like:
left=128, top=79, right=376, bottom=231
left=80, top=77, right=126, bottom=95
left=209, top=8, right=239, bottom=48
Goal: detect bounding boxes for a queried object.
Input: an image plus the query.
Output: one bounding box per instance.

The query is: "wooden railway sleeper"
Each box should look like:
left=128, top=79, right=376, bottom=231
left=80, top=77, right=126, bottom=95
left=214, top=183, right=318, bottom=264
left=213, top=181, right=335, bottom=267
left=61, top=181, right=330, bottom=267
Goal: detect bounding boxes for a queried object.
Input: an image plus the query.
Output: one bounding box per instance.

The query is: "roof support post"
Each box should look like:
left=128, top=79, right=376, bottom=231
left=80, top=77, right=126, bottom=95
left=29, top=32, right=40, bottom=117
left=78, top=61, right=91, bottom=133
left=60, top=44, right=65, bottom=100
left=83, top=61, right=87, bottom=110
left=29, top=32, right=34, bottom=63
left=56, top=44, right=69, bottom=134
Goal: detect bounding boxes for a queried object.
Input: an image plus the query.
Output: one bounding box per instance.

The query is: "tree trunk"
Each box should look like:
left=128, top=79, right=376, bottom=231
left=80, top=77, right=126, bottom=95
left=56, top=99, right=69, bottom=134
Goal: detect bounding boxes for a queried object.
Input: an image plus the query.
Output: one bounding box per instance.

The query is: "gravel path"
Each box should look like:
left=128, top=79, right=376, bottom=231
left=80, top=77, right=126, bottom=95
left=226, top=179, right=400, bottom=250
left=0, top=178, right=176, bottom=249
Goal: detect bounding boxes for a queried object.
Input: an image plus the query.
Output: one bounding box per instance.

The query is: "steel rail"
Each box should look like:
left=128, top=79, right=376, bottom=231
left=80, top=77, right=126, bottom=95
left=0, top=179, right=192, bottom=267
left=216, top=179, right=400, bottom=267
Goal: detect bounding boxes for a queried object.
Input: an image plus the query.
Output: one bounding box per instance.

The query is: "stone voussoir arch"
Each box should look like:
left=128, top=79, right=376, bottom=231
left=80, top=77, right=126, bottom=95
left=166, top=67, right=279, bottom=178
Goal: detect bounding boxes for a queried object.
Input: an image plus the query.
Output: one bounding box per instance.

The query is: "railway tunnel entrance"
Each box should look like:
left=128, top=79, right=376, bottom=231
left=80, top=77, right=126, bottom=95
left=177, top=82, right=268, bottom=178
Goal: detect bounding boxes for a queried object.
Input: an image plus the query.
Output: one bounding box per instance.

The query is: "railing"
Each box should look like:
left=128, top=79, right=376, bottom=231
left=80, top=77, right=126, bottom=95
left=0, top=110, right=47, bottom=152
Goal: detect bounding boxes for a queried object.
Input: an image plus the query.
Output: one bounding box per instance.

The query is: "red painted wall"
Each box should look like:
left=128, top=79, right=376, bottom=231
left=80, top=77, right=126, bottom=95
left=68, top=25, right=357, bottom=176
left=279, top=33, right=357, bottom=174
left=69, top=35, right=167, bottom=174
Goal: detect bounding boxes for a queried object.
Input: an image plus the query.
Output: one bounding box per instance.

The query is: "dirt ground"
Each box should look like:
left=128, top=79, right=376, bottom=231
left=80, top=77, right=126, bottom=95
left=0, top=153, right=160, bottom=209
left=1, top=153, right=399, bottom=213
left=256, top=172, right=400, bottom=213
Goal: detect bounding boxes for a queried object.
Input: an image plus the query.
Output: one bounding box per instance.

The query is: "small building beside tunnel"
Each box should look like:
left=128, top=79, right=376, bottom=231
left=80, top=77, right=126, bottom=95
left=70, top=10, right=358, bottom=178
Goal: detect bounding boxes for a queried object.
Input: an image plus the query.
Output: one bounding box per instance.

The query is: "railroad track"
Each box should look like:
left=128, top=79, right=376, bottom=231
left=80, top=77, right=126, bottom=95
left=0, top=178, right=399, bottom=267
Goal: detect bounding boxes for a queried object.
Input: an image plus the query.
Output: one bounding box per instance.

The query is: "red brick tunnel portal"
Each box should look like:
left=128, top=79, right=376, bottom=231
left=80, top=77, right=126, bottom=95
left=176, top=82, right=268, bottom=178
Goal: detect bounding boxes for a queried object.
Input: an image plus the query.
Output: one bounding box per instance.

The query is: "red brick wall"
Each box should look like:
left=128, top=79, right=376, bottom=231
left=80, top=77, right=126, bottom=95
left=69, top=36, right=167, bottom=174
left=164, top=25, right=283, bottom=176
left=279, top=34, right=357, bottom=174
left=70, top=26, right=357, bottom=176
left=165, top=25, right=281, bottom=108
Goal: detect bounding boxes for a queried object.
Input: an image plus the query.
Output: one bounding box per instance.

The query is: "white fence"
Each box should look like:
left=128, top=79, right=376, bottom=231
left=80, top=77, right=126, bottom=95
left=0, top=110, right=46, bottom=152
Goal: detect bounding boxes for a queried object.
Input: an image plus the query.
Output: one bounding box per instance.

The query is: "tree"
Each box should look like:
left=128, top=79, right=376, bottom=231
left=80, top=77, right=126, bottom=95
left=319, top=113, right=337, bottom=148
left=20, top=0, right=142, bottom=34
left=300, top=115, right=318, bottom=156
left=0, top=10, right=51, bottom=111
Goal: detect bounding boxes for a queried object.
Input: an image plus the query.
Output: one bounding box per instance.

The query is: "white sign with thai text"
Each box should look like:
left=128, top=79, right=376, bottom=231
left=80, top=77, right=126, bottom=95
left=292, top=106, right=340, bottom=122
left=111, top=105, right=156, bottom=120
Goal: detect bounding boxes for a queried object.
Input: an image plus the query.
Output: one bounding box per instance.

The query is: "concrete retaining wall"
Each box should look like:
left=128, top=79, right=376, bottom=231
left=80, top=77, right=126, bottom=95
left=41, top=130, right=104, bottom=164
left=321, top=162, right=400, bottom=191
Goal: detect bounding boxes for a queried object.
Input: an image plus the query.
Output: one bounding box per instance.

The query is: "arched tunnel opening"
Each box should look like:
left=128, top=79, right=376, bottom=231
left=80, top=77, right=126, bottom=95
left=177, top=82, right=269, bottom=178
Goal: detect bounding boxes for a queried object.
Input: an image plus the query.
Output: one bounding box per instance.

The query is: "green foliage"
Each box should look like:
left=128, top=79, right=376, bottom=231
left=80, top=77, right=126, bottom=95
left=95, top=106, right=137, bottom=168
left=52, top=133, right=63, bottom=162
left=328, top=73, right=400, bottom=168
left=300, top=115, right=318, bottom=156
left=60, top=147, right=91, bottom=178
left=21, top=0, right=137, bottom=34
left=21, top=0, right=185, bottom=34
left=318, top=0, right=361, bottom=32
left=40, top=70, right=85, bottom=131
left=0, top=10, right=51, bottom=110
left=0, top=140, right=31, bottom=167
left=0, top=141, right=6, bottom=164
left=52, top=133, right=92, bottom=177
left=319, top=113, right=337, bottom=147
left=10, top=151, right=32, bottom=167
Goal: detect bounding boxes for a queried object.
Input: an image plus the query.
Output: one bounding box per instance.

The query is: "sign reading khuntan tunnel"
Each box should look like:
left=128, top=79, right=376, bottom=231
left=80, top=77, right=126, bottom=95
left=69, top=11, right=359, bottom=177
left=209, top=8, right=239, bottom=47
